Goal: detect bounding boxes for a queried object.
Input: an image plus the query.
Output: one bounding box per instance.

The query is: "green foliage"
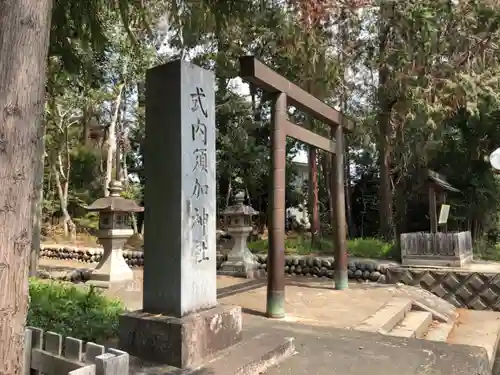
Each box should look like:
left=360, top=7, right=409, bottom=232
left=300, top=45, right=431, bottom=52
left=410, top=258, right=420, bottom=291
left=28, top=279, right=124, bottom=343
left=347, top=238, right=395, bottom=259
left=472, top=237, right=500, bottom=261
left=248, top=236, right=394, bottom=259
left=73, top=213, right=100, bottom=232
left=37, top=0, right=500, bottom=247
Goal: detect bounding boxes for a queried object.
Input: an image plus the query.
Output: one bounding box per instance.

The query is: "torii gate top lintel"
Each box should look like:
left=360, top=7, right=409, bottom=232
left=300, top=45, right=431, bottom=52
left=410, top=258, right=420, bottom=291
left=239, top=56, right=354, bottom=132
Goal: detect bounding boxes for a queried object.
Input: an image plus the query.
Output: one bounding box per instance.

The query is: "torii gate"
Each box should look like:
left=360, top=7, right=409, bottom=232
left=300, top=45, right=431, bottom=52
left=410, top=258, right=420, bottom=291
left=239, top=56, right=352, bottom=318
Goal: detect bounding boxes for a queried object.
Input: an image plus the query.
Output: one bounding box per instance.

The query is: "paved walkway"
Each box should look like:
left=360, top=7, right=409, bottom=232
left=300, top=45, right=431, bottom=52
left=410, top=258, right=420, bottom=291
left=254, top=318, right=490, bottom=375
left=111, top=274, right=402, bottom=328
left=39, top=259, right=493, bottom=374
left=38, top=258, right=436, bottom=328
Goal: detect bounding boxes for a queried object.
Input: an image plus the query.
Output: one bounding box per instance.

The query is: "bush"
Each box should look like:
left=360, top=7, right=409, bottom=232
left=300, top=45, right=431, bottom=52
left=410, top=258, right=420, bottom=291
left=474, top=238, right=500, bottom=261
left=347, top=238, right=394, bottom=259
left=28, top=279, right=124, bottom=343
left=248, top=235, right=395, bottom=259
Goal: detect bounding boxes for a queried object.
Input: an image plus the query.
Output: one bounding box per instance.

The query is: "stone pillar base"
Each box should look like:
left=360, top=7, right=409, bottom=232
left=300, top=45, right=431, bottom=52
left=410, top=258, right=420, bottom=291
left=219, top=260, right=263, bottom=279
left=118, top=304, right=243, bottom=369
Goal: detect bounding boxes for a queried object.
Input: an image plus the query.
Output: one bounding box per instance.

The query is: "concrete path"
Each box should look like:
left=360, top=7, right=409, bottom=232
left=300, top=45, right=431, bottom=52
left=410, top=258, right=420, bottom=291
left=38, top=258, right=405, bottom=328
left=247, top=315, right=490, bottom=375
left=111, top=275, right=402, bottom=328
left=38, top=259, right=500, bottom=374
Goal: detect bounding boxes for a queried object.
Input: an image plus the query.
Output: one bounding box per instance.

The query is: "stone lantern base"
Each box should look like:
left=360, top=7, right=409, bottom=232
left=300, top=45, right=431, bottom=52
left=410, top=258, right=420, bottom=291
left=220, top=192, right=260, bottom=278
left=88, top=230, right=134, bottom=287
left=220, top=258, right=262, bottom=278
left=220, top=231, right=261, bottom=279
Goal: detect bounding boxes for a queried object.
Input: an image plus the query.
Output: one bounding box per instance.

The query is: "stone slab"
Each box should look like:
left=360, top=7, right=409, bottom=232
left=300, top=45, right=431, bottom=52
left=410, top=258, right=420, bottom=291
left=401, top=254, right=473, bottom=268
left=193, top=333, right=294, bottom=375
left=447, top=309, right=500, bottom=371
left=390, top=311, right=432, bottom=339
left=143, top=60, right=217, bottom=317
left=392, top=284, right=458, bottom=320
left=118, top=304, right=242, bottom=369
left=354, top=297, right=412, bottom=333
left=127, top=333, right=295, bottom=375
left=425, top=321, right=454, bottom=342
left=255, top=320, right=491, bottom=375
left=218, top=268, right=265, bottom=279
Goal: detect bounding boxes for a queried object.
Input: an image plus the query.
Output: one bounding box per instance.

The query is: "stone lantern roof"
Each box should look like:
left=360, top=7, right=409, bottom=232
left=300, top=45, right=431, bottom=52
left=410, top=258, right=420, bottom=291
left=221, top=192, right=258, bottom=217
left=86, top=180, right=144, bottom=213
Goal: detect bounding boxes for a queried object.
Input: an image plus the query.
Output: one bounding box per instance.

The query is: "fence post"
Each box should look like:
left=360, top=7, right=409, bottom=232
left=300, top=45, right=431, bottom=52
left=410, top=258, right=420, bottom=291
left=27, top=326, right=43, bottom=375
left=95, top=350, right=129, bottom=375
left=23, top=329, right=32, bottom=375
left=24, top=326, right=127, bottom=375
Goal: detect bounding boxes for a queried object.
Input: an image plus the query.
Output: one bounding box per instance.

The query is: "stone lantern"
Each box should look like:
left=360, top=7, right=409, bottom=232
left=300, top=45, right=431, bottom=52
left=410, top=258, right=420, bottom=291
left=86, top=180, right=144, bottom=286
left=220, top=191, right=259, bottom=278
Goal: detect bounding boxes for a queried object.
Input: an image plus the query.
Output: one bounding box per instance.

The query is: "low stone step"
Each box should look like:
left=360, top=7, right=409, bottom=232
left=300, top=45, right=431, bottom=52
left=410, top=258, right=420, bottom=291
left=447, top=309, right=500, bottom=371
left=354, top=298, right=412, bottom=334
left=390, top=311, right=432, bottom=339
left=425, top=321, right=454, bottom=342
left=129, top=333, right=296, bottom=375
left=188, top=333, right=295, bottom=375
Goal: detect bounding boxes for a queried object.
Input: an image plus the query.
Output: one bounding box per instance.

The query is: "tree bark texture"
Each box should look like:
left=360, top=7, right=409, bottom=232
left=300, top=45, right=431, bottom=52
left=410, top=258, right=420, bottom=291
left=376, top=5, right=395, bottom=241
left=308, top=146, right=320, bottom=244
left=344, top=145, right=355, bottom=238
left=377, top=108, right=393, bottom=241
left=0, top=0, right=53, bottom=373
left=104, top=82, right=125, bottom=196
left=29, top=137, right=45, bottom=277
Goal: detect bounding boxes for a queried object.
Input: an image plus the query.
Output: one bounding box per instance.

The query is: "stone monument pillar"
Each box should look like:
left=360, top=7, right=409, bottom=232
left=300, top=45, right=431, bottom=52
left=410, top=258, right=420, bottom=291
left=220, top=191, right=260, bottom=278
left=118, top=60, right=242, bottom=369
left=86, top=180, right=143, bottom=287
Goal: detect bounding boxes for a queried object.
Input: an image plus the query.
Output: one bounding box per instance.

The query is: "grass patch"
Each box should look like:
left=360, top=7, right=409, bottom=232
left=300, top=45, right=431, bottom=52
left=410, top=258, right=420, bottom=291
left=28, top=279, right=124, bottom=343
left=248, top=236, right=395, bottom=259
left=474, top=239, right=500, bottom=261
left=348, top=238, right=395, bottom=259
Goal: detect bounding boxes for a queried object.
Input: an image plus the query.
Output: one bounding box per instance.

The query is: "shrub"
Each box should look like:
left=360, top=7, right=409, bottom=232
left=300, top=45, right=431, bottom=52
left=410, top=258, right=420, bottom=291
left=347, top=237, right=395, bottom=259
left=248, top=235, right=395, bottom=259
left=474, top=238, right=500, bottom=261
left=28, top=279, right=124, bottom=343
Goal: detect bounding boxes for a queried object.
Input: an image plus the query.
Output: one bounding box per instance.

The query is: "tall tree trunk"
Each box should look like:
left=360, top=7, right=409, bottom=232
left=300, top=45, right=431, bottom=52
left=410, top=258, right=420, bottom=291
left=131, top=214, right=139, bottom=233
left=321, top=153, right=333, bottom=232
left=338, top=7, right=355, bottom=238
left=80, top=104, right=92, bottom=146
left=308, top=147, right=320, bottom=245
left=344, top=143, right=355, bottom=238
left=225, top=177, right=232, bottom=208
left=377, top=4, right=395, bottom=241
left=377, top=109, right=393, bottom=241
left=51, top=161, right=75, bottom=240
left=117, top=97, right=128, bottom=182
left=329, top=128, right=337, bottom=244
left=104, top=83, right=125, bottom=196
left=29, top=137, right=45, bottom=277
left=0, top=0, right=53, bottom=372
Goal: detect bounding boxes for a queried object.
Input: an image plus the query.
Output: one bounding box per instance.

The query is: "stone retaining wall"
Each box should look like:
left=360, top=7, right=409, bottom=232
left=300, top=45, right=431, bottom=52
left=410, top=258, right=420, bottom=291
left=40, top=245, right=145, bottom=266
left=251, top=254, right=394, bottom=283
left=386, top=267, right=500, bottom=311
left=39, top=245, right=394, bottom=283
left=40, top=245, right=500, bottom=311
